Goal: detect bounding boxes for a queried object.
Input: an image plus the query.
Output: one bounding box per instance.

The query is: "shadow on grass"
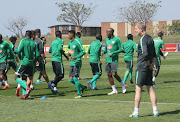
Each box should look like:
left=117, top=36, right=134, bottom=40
left=163, top=81, right=180, bottom=83
left=159, top=110, right=180, bottom=116
left=83, top=93, right=108, bottom=97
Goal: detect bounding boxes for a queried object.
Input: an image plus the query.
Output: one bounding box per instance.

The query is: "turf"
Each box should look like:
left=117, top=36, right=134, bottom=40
left=0, top=52, right=179, bottom=122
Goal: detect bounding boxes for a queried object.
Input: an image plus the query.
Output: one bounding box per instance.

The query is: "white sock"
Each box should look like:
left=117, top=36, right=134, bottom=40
left=5, top=81, right=9, bottom=86
left=54, top=87, right=57, bottom=91
left=17, top=84, right=21, bottom=88
left=0, top=82, right=2, bottom=87
left=111, top=85, right=117, bottom=92
left=152, top=77, right=156, bottom=82
left=30, top=85, right=34, bottom=89
left=134, top=107, right=139, bottom=114
left=153, top=106, right=158, bottom=114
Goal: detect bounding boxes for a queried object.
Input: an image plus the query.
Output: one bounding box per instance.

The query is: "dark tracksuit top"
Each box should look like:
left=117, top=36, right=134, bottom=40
left=136, top=34, right=156, bottom=71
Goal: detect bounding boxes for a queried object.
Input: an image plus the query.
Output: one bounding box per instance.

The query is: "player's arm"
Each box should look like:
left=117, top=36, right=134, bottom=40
left=75, top=43, right=86, bottom=59
left=102, top=40, right=107, bottom=54
left=141, top=37, right=150, bottom=66
left=49, top=44, right=52, bottom=53
left=62, top=50, right=69, bottom=60
left=161, top=41, right=166, bottom=51
left=133, top=42, right=138, bottom=52
left=38, top=41, right=46, bottom=62
left=15, top=40, right=23, bottom=54
left=121, top=44, right=125, bottom=53
left=149, top=41, right=156, bottom=71
left=87, top=45, right=91, bottom=54
left=111, top=39, right=123, bottom=55
left=35, top=44, right=40, bottom=62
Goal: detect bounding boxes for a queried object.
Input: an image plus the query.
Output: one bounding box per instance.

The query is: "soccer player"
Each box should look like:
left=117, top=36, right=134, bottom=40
left=75, top=32, right=82, bottom=80
left=14, top=30, right=39, bottom=99
left=122, top=34, right=137, bottom=87
left=102, top=28, right=126, bottom=95
left=36, top=37, right=47, bottom=83
left=67, top=30, right=87, bottom=98
left=34, top=29, right=50, bottom=86
left=152, top=32, right=168, bottom=84
left=49, top=31, right=68, bottom=93
left=2, top=36, right=18, bottom=89
left=130, top=22, right=158, bottom=117
left=0, top=34, right=13, bottom=89
left=87, top=34, right=102, bottom=90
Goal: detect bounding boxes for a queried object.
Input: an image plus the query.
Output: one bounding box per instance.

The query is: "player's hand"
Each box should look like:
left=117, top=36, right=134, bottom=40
left=36, top=61, right=39, bottom=66
left=67, top=52, right=71, bottom=57
left=13, top=51, right=16, bottom=54
left=15, top=58, right=19, bottom=63
left=101, top=53, right=104, bottom=57
left=43, top=59, right=46, bottom=64
left=72, top=56, right=76, bottom=61
left=99, top=61, right=102, bottom=65
left=109, top=54, right=112, bottom=57
left=149, top=64, right=156, bottom=71
left=7, top=59, right=9, bottom=63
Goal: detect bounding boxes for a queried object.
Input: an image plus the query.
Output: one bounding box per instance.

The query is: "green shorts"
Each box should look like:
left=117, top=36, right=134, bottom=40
left=105, top=63, right=118, bottom=73
left=135, top=70, right=153, bottom=86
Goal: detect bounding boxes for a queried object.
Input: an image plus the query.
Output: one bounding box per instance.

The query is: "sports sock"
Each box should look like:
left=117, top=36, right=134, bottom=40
left=134, top=107, right=139, bottom=113
left=111, top=85, right=117, bottom=92
left=90, top=74, right=101, bottom=84
left=152, top=76, right=156, bottom=82
left=17, top=84, right=21, bottom=88
left=30, top=85, right=34, bottom=89
left=130, top=69, right=132, bottom=80
left=123, top=69, right=130, bottom=84
left=69, top=79, right=75, bottom=84
left=73, top=77, right=82, bottom=95
left=16, top=78, right=27, bottom=90
left=93, top=81, right=97, bottom=88
left=153, top=106, right=158, bottom=114
left=54, top=75, right=63, bottom=87
left=5, top=81, right=9, bottom=86
left=22, top=80, right=26, bottom=95
left=0, top=82, right=2, bottom=87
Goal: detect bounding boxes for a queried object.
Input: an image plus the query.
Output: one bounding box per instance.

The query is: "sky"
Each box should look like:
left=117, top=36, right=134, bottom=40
left=0, top=0, right=180, bottom=37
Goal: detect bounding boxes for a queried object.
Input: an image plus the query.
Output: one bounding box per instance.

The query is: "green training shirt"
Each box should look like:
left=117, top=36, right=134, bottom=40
left=68, top=39, right=85, bottom=66
left=88, top=40, right=102, bottom=63
left=75, top=37, right=82, bottom=45
left=15, top=38, right=39, bottom=66
left=49, top=37, right=63, bottom=62
left=7, top=43, right=16, bottom=62
left=122, top=40, right=137, bottom=61
left=0, top=40, right=12, bottom=63
left=153, top=38, right=165, bottom=58
left=103, top=36, right=123, bottom=63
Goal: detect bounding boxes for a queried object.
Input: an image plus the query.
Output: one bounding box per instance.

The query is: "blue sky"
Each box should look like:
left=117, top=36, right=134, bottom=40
left=0, top=0, right=180, bottom=36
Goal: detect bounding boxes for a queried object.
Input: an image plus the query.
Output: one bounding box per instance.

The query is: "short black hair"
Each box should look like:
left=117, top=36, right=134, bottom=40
left=0, top=34, right=2, bottom=41
left=127, top=34, right=133, bottom=40
left=9, top=36, right=17, bottom=42
left=76, top=32, right=81, bottom=37
left=34, top=29, right=41, bottom=35
left=55, top=31, right=62, bottom=37
left=96, top=34, right=102, bottom=41
left=158, top=32, right=164, bottom=37
left=41, top=37, right=46, bottom=40
left=69, top=30, right=75, bottom=37
left=25, top=30, right=32, bottom=38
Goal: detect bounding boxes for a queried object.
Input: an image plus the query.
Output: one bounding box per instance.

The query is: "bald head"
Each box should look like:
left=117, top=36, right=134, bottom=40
left=106, top=28, right=114, bottom=38
left=0, top=34, right=2, bottom=41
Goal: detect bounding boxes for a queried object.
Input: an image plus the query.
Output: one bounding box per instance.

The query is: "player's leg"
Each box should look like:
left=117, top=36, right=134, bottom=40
left=37, top=71, right=42, bottom=82
left=0, top=63, right=7, bottom=88
left=3, top=62, right=10, bottom=89
left=40, top=61, right=49, bottom=83
left=88, top=63, right=101, bottom=90
left=152, top=58, right=160, bottom=84
left=129, top=61, right=133, bottom=84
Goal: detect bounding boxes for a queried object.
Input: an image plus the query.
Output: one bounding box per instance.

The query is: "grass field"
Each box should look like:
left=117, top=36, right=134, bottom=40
left=0, top=52, right=179, bottom=122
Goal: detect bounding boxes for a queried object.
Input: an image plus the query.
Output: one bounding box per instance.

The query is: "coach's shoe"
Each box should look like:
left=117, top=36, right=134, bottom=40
left=2, top=85, right=10, bottom=89
left=25, top=87, right=32, bottom=99
left=93, top=87, right=99, bottom=90
left=108, top=90, right=118, bottom=95
left=74, top=94, right=82, bottom=99
left=82, top=86, right=87, bottom=94
left=153, top=112, right=159, bottom=117
left=122, top=83, right=126, bottom=93
left=16, top=87, right=20, bottom=97
left=21, top=95, right=26, bottom=99
left=129, top=112, right=139, bottom=118
left=87, top=81, right=91, bottom=90
left=130, top=79, right=133, bottom=84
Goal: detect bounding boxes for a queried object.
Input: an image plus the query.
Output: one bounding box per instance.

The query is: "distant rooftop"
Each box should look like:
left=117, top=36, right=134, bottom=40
left=48, top=24, right=101, bottom=28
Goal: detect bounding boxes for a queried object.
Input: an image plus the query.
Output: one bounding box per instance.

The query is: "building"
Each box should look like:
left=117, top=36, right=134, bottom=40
left=48, top=24, right=101, bottom=37
left=101, top=20, right=180, bottom=37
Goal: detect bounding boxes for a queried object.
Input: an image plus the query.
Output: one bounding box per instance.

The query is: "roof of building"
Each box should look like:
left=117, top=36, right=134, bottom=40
left=48, top=24, right=101, bottom=28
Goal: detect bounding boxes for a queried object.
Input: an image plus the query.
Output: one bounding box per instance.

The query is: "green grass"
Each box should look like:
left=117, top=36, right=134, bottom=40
left=0, top=52, right=180, bottom=122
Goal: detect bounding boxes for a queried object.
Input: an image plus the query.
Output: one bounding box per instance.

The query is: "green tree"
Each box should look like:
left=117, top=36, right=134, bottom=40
left=118, top=0, right=161, bottom=26
left=56, top=1, right=96, bottom=31
left=168, top=21, right=180, bottom=35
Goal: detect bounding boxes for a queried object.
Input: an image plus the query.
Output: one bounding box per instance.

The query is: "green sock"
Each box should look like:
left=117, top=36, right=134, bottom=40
left=90, top=74, right=101, bottom=83
left=16, top=78, right=27, bottom=90
left=130, top=69, right=132, bottom=80
left=123, top=70, right=130, bottom=84
left=93, top=81, right=97, bottom=87
left=73, top=77, right=82, bottom=95
left=69, top=79, right=75, bottom=84
left=22, top=80, right=26, bottom=95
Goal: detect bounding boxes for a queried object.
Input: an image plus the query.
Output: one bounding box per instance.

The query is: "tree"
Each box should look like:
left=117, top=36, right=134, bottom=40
left=118, top=0, right=161, bottom=26
left=56, top=1, right=96, bottom=30
left=168, top=21, right=180, bottom=35
left=5, top=16, right=28, bottom=37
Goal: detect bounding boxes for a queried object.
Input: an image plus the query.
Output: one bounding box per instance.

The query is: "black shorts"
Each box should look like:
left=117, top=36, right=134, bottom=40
left=105, top=63, right=118, bottom=73
left=0, top=62, right=6, bottom=72
left=6, top=61, right=17, bottom=71
left=16, top=65, right=34, bottom=77
left=69, top=65, right=80, bottom=77
left=35, top=61, right=45, bottom=72
left=125, top=61, right=133, bottom=69
left=52, top=61, right=64, bottom=76
left=90, top=63, right=102, bottom=75
left=135, top=70, right=153, bottom=86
